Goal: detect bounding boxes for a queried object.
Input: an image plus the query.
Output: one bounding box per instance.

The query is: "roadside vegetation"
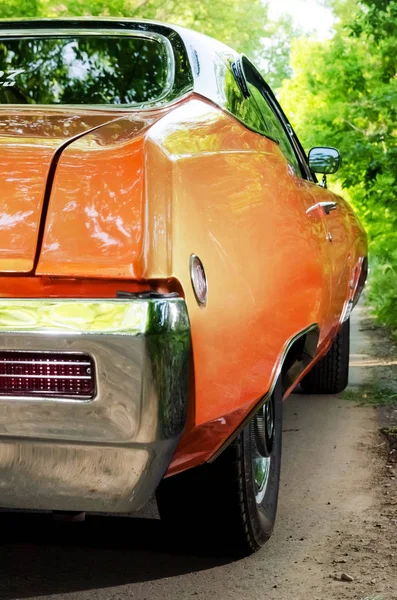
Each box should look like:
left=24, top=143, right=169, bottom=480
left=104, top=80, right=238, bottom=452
left=343, top=381, right=397, bottom=406
left=280, top=0, right=397, bottom=338
left=0, top=0, right=395, bottom=334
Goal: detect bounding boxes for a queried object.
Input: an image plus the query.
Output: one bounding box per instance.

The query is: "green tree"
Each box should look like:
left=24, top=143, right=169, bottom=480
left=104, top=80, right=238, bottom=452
left=257, top=16, right=302, bottom=91
left=0, top=0, right=268, bottom=58
left=0, top=0, right=300, bottom=90
left=280, top=0, right=397, bottom=333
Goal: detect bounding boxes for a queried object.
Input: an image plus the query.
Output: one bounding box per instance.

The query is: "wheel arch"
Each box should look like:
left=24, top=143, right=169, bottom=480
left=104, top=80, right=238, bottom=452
left=208, top=324, right=319, bottom=463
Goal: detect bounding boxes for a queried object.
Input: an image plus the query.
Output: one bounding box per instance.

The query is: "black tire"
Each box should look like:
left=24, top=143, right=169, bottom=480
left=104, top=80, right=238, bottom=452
left=156, top=379, right=283, bottom=557
left=301, top=318, right=350, bottom=394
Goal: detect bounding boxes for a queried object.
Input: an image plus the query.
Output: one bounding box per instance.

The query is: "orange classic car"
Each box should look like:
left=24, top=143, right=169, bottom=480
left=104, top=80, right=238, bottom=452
left=0, top=19, right=367, bottom=555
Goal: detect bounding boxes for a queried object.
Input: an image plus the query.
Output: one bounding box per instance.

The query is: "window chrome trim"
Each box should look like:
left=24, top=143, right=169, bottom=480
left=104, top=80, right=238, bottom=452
left=0, top=28, right=176, bottom=109
left=234, top=54, right=314, bottom=181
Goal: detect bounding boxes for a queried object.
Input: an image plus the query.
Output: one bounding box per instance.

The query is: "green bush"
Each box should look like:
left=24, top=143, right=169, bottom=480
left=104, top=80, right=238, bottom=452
left=367, top=238, right=397, bottom=336
left=280, top=0, right=397, bottom=335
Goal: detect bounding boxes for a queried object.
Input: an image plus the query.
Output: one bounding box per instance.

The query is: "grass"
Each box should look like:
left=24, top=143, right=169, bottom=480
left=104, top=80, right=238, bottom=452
left=343, top=383, right=397, bottom=449
left=342, top=380, right=397, bottom=406
left=380, top=426, right=397, bottom=438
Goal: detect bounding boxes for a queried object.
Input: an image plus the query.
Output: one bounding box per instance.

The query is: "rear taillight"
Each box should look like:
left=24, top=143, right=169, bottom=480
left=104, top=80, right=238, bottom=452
left=0, top=352, right=95, bottom=399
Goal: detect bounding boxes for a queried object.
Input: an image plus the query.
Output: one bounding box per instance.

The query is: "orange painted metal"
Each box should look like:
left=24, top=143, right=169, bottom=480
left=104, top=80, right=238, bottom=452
left=145, top=98, right=365, bottom=473
left=0, top=109, right=129, bottom=273
left=0, top=96, right=367, bottom=476
left=0, top=276, right=153, bottom=298
left=148, top=100, right=332, bottom=421
left=37, top=115, right=160, bottom=278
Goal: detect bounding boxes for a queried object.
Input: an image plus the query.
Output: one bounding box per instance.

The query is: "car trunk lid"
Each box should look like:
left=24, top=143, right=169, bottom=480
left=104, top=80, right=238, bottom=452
left=0, top=109, right=127, bottom=273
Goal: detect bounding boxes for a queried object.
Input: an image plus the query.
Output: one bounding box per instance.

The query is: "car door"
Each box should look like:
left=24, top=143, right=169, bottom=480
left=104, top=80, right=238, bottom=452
left=312, top=187, right=355, bottom=329
left=240, top=57, right=335, bottom=345
left=245, top=68, right=353, bottom=334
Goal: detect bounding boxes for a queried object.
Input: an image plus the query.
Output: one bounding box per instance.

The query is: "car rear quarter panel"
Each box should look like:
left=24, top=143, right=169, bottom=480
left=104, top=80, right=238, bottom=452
left=143, top=97, right=339, bottom=472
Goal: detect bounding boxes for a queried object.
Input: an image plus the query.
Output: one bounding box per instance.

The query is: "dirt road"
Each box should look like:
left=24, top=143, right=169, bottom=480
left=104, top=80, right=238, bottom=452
left=0, top=307, right=396, bottom=600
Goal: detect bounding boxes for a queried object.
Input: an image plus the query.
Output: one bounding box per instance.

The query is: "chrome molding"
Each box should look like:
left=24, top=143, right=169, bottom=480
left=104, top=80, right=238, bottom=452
left=0, top=297, right=191, bottom=513
left=0, top=19, right=194, bottom=110
left=0, top=29, right=175, bottom=109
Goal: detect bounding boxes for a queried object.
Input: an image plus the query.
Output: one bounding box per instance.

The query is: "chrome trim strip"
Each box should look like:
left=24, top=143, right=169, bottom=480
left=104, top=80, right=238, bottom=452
left=0, top=298, right=150, bottom=334
left=208, top=323, right=319, bottom=462
left=0, top=19, right=194, bottom=111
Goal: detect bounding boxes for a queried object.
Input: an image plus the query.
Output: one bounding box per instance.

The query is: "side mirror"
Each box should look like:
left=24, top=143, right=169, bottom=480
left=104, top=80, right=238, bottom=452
left=308, top=147, right=341, bottom=175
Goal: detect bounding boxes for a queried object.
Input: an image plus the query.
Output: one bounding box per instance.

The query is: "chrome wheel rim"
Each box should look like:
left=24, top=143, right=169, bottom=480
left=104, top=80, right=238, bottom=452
left=251, top=396, right=275, bottom=504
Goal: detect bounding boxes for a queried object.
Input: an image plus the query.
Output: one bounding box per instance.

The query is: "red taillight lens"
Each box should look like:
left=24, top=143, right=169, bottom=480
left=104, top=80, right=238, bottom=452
left=0, top=352, right=95, bottom=399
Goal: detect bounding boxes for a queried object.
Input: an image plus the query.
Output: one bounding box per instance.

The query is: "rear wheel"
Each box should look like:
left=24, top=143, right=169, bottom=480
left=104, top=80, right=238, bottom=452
left=156, top=379, right=282, bottom=556
left=301, top=318, right=350, bottom=394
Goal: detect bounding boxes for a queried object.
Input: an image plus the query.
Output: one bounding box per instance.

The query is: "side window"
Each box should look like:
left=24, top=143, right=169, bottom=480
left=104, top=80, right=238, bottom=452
left=240, top=57, right=303, bottom=177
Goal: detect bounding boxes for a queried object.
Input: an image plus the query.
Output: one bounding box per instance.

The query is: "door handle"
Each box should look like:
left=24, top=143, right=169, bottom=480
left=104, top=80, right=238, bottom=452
left=319, top=201, right=337, bottom=215
left=306, top=201, right=337, bottom=216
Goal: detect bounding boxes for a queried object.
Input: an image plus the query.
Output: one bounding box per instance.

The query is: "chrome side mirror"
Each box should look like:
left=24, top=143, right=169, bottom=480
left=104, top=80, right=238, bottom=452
left=308, top=147, right=341, bottom=175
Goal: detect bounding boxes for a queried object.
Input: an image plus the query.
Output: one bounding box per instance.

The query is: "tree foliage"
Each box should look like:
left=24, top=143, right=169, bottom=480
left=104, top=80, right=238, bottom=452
left=0, top=0, right=268, bottom=54
left=0, top=0, right=300, bottom=89
left=280, top=0, right=397, bottom=333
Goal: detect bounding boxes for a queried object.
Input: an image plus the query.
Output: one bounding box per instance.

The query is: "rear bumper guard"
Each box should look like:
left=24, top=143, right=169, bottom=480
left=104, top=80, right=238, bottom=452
left=0, top=297, right=191, bottom=513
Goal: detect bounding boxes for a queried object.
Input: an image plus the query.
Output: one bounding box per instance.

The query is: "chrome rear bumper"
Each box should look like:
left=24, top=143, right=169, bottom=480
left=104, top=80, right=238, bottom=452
left=0, top=297, right=191, bottom=513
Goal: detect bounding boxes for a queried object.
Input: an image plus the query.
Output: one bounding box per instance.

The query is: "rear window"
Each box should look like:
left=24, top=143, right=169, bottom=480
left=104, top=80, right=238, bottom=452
left=0, top=34, right=172, bottom=106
